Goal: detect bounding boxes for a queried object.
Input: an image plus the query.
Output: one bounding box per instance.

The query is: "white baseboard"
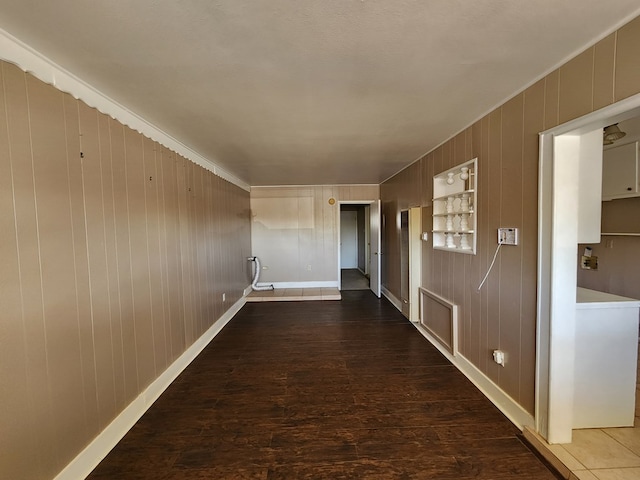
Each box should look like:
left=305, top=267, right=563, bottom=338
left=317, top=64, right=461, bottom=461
left=381, top=286, right=403, bottom=311
left=54, top=296, right=247, bottom=480
left=270, top=281, right=338, bottom=289
left=413, top=324, right=535, bottom=431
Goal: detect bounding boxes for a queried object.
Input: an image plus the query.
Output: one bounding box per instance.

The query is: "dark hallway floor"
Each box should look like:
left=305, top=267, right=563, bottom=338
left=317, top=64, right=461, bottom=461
left=340, top=268, right=370, bottom=290
left=87, top=291, right=559, bottom=479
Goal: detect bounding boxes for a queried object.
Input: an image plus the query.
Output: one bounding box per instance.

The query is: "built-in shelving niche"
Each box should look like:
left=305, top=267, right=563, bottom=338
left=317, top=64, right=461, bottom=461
left=432, top=158, right=478, bottom=254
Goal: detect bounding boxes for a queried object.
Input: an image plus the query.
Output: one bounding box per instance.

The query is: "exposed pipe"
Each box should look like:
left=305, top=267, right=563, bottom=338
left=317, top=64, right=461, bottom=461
left=247, top=256, right=274, bottom=291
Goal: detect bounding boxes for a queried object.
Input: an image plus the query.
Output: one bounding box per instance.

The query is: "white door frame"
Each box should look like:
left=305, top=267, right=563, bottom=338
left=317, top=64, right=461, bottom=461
left=536, top=93, right=640, bottom=444
left=337, top=201, right=380, bottom=296
left=409, top=206, right=422, bottom=322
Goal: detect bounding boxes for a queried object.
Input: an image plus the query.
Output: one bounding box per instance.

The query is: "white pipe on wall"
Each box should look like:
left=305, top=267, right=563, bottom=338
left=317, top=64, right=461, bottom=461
left=247, top=257, right=274, bottom=291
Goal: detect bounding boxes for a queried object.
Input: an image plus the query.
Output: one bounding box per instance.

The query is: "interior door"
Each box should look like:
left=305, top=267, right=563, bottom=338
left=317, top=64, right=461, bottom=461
left=369, top=200, right=381, bottom=297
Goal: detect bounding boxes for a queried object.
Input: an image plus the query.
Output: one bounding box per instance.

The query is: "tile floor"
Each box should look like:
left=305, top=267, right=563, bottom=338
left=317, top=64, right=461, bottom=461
left=527, top=347, right=640, bottom=480
left=246, top=287, right=341, bottom=302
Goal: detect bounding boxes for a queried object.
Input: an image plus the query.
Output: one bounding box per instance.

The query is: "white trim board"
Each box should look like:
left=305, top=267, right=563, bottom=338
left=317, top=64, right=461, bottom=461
left=0, top=28, right=249, bottom=192
left=381, top=286, right=403, bottom=312
left=53, top=296, right=247, bottom=480
left=414, top=324, right=534, bottom=431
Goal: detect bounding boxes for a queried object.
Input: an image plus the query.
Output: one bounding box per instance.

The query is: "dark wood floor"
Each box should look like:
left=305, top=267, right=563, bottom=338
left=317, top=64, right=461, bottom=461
left=87, top=291, right=559, bottom=480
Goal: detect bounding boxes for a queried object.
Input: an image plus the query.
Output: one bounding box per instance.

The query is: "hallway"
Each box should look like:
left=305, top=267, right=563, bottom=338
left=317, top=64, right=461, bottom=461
left=87, top=292, right=559, bottom=479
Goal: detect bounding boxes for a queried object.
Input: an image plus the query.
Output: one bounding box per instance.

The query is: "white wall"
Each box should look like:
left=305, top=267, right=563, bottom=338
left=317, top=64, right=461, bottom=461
left=250, top=185, right=379, bottom=286
left=340, top=210, right=358, bottom=268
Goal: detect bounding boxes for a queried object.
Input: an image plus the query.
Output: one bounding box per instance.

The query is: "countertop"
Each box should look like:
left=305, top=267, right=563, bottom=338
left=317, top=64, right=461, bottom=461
left=577, top=287, right=640, bottom=309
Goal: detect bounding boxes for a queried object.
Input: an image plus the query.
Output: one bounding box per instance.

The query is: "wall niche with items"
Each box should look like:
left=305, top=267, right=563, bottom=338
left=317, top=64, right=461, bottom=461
left=432, top=158, right=477, bottom=254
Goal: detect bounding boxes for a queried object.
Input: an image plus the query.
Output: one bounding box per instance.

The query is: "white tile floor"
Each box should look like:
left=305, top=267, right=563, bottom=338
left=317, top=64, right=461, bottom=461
left=245, top=287, right=341, bottom=302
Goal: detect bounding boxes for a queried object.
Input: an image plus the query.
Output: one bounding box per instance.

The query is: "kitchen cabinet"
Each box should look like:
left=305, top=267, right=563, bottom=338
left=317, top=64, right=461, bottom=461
left=602, top=142, right=639, bottom=200
left=573, top=287, right=640, bottom=428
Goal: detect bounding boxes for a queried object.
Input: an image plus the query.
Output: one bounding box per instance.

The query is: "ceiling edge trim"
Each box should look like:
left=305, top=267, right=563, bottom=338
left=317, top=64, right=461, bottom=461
left=0, top=27, right=250, bottom=192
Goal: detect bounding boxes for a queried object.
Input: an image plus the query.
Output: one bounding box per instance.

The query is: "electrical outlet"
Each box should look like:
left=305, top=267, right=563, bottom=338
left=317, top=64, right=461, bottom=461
left=307, top=265, right=312, bottom=271
left=497, top=227, right=518, bottom=245
left=493, top=349, right=505, bottom=366
left=581, top=255, right=598, bottom=270
left=222, top=293, right=226, bottom=302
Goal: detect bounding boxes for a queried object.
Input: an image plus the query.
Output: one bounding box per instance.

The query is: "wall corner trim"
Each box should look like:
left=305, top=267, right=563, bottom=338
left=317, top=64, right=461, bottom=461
left=0, top=27, right=250, bottom=192
left=53, top=296, right=247, bottom=480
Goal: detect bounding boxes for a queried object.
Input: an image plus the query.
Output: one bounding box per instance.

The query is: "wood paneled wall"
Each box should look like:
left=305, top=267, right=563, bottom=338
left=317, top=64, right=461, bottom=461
left=251, top=185, right=379, bottom=283
left=380, top=15, right=640, bottom=415
left=0, top=62, right=251, bottom=479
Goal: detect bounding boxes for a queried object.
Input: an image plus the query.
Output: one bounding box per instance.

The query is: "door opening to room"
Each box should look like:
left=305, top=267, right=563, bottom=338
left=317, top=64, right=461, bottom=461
left=340, top=204, right=370, bottom=291
left=338, top=202, right=381, bottom=296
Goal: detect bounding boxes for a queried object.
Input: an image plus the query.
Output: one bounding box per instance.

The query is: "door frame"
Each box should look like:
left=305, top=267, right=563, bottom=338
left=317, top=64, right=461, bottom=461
left=409, top=206, right=422, bottom=322
left=536, top=92, right=640, bottom=444
left=337, top=201, right=380, bottom=295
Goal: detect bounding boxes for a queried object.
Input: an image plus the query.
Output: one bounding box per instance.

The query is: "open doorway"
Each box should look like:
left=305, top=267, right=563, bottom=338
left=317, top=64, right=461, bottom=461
left=340, top=204, right=371, bottom=290
left=338, top=201, right=381, bottom=296
left=537, top=93, right=640, bottom=444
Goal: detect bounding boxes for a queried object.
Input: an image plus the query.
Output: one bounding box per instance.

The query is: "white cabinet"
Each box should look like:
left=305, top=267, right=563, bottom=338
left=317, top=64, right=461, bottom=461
left=432, top=158, right=477, bottom=254
left=602, top=142, right=639, bottom=200
left=573, top=287, right=640, bottom=429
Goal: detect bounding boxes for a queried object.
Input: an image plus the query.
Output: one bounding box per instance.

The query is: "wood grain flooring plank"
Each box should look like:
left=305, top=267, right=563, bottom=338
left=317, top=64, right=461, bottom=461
left=87, top=291, right=560, bottom=480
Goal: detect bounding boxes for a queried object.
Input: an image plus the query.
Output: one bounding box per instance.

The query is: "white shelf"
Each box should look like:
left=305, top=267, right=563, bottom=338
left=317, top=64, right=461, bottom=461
left=433, top=210, right=474, bottom=217
left=432, top=158, right=477, bottom=254
left=433, top=189, right=475, bottom=202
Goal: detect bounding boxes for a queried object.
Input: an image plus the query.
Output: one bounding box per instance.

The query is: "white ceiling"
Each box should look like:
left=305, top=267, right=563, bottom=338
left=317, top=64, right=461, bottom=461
left=1, top=1, right=639, bottom=186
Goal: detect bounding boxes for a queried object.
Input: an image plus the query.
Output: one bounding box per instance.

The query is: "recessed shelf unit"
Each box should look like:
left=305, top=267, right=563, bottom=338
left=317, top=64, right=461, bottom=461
left=432, top=158, right=478, bottom=254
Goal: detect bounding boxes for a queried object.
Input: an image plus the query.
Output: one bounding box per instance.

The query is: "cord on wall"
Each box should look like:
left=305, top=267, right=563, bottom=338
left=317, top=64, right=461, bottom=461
left=477, top=243, right=502, bottom=291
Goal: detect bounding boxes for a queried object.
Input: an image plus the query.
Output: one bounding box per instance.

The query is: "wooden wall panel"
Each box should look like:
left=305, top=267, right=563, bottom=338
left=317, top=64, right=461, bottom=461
left=521, top=79, right=546, bottom=414
left=593, top=33, right=616, bottom=110
left=97, top=112, right=127, bottom=412
left=498, top=94, right=525, bottom=402
left=380, top=15, right=640, bottom=415
left=63, top=94, right=100, bottom=436
left=109, top=116, right=139, bottom=403
left=125, top=128, right=156, bottom=388
left=0, top=63, right=251, bottom=479
left=31, top=73, right=83, bottom=475
left=478, top=116, right=490, bottom=373
left=78, top=101, right=117, bottom=428
left=3, top=64, right=56, bottom=476
left=559, top=48, right=594, bottom=124
left=544, top=70, right=560, bottom=130
left=0, top=63, right=36, bottom=480
left=615, top=16, right=640, bottom=102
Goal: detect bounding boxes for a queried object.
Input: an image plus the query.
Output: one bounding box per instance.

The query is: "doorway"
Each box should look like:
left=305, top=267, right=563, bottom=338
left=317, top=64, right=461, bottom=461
left=537, top=93, right=640, bottom=444
left=400, top=207, right=422, bottom=321
left=338, top=201, right=381, bottom=296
